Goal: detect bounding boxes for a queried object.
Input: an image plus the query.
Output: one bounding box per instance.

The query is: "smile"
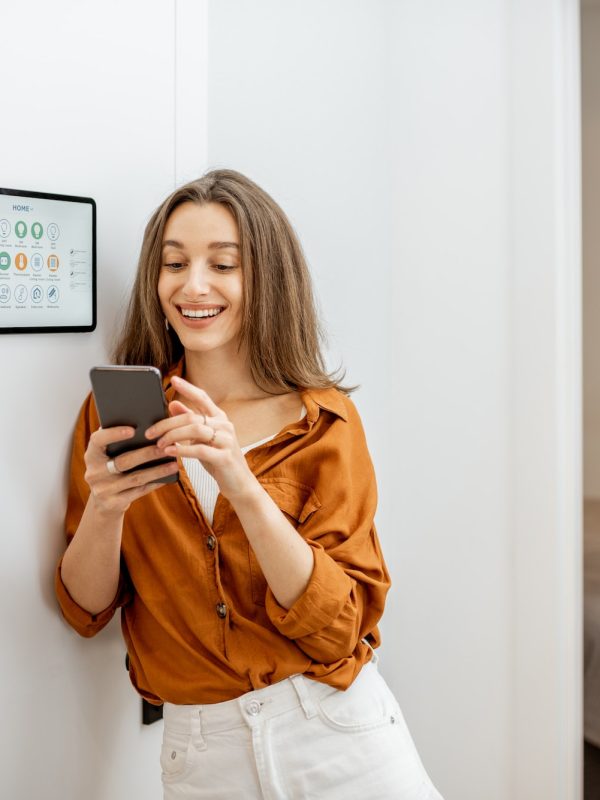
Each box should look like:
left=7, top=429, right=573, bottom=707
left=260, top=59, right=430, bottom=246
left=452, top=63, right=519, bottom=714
left=178, top=306, right=225, bottom=319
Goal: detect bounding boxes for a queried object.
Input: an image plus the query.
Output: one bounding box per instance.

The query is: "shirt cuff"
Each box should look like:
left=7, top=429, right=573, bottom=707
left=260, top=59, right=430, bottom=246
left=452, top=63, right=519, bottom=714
left=265, top=543, right=354, bottom=639
left=54, top=558, right=122, bottom=636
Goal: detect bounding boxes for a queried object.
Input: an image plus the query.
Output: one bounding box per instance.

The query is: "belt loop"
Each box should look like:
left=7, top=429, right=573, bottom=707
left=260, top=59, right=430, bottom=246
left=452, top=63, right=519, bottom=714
left=191, top=706, right=207, bottom=751
left=289, top=674, right=318, bottom=719
left=361, top=636, right=379, bottom=666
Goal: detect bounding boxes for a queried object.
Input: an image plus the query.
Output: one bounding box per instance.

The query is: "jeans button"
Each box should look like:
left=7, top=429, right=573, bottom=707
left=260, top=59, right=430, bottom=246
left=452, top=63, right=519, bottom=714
left=246, top=701, right=261, bottom=716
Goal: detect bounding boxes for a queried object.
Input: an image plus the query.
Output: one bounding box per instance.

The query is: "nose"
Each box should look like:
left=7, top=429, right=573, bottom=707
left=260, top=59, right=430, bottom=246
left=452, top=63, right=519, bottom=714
left=182, top=263, right=210, bottom=299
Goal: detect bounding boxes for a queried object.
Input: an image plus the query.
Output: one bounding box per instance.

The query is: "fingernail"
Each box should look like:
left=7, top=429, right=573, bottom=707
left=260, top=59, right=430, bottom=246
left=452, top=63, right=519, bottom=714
left=145, top=427, right=155, bottom=438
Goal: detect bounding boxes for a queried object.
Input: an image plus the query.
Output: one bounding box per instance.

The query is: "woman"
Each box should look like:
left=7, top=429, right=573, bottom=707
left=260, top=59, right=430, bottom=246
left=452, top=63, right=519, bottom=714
left=55, top=169, right=443, bottom=799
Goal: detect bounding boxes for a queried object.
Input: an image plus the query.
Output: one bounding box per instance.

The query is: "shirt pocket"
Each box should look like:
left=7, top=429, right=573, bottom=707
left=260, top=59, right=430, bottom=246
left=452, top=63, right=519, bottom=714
left=248, top=477, right=321, bottom=606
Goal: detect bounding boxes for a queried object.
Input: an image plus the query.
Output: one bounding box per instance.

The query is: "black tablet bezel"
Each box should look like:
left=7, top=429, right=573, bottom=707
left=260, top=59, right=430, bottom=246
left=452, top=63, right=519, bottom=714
left=0, top=187, right=96, bottom=334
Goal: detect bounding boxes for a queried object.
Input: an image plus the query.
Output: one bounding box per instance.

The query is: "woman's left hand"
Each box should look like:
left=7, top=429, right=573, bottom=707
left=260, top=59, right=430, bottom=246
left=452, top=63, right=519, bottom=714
left=145, top=376, right=258, bottom=503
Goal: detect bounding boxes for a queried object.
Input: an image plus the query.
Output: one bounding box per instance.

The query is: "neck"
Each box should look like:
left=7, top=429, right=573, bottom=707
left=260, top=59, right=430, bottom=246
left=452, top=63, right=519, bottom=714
left=181, top=343, right=274, bottom=405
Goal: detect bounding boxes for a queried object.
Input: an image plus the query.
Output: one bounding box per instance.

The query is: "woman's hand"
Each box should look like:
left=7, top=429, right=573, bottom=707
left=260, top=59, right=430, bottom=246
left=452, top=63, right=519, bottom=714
left=145, top=376, right=259, bottom=503
left=84, top=426, right=180, bottom=516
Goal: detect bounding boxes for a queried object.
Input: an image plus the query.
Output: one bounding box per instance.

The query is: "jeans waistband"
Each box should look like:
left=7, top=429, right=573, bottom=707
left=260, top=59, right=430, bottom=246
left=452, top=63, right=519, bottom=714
left=163, top=655, right=379, bottom=740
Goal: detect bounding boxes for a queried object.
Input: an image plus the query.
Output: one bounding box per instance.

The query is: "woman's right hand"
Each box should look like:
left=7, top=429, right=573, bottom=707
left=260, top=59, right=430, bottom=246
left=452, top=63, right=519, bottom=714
left=84, top=426, right=180, bottom=516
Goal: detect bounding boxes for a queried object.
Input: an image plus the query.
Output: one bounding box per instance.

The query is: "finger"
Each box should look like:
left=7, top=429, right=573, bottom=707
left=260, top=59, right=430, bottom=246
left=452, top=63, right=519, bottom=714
left=157, top=422, right=227, bottom=450
left=112, top=444, right=176, bottom=474
left=168, top=399, right=190, bottom=416
left=91, top=455, right=178, bottom=486
left=118, top=460, right=179, bottom=489
left=145, top=410, right=197, bottom=440
left=90, top=426, right=136, bottom=452
left=89, top=460, right=179, bottom=507
left=146, top=409, right=223, bottom=442
left=171, top=376, right=224, bottom=418
left=164, top=442, right=225, bottom=461
left=116, top=474, right=175, bottom=507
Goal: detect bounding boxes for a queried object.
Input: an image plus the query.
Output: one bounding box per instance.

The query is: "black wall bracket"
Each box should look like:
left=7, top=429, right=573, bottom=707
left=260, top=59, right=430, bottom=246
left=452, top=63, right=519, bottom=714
left=125, top=652, right=163, bottom=725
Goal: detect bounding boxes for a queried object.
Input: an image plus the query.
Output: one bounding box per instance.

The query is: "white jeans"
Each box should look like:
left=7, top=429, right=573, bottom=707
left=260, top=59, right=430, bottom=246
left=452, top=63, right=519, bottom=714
left=161, top=656, right=444, bottom=800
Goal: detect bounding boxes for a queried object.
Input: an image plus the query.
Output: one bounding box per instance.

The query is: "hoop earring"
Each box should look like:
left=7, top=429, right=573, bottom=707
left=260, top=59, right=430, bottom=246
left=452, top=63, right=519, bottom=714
left=165, top=317, right=170, bottom=331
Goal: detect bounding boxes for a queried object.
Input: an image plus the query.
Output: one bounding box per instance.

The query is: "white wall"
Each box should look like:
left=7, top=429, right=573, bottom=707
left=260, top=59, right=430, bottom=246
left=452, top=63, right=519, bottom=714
left=582, top=3, right=600, bottom=498
left=1, top=2, right=582, bottom=799
left=388, top=4, right=512, bottom=797
left=1, top=2, right=181, bottom=798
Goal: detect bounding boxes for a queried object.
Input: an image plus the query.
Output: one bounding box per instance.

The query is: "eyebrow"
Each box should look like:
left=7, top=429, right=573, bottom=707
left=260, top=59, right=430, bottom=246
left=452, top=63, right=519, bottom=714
left=161, top=239, right=239, bottom=251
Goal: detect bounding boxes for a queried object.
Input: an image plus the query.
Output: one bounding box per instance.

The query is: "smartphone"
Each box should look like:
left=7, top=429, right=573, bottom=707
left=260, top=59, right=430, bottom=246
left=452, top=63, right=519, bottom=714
left=89, top=365, right=178, bottom=484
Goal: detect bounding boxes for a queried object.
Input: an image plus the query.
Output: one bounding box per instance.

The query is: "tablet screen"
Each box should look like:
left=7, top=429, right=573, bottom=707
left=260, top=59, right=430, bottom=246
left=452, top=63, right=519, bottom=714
left=0, top=188, right=96, bottom=333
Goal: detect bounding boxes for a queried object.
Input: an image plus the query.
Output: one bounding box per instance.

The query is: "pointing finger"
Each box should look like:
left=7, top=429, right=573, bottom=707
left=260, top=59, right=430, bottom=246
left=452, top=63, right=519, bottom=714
left=171, top=376, right=223, bottom=418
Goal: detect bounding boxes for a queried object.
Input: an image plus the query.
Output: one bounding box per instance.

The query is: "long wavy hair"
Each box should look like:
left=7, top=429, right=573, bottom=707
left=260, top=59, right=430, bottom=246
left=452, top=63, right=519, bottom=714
left=112, top=168, right=358, bottom=396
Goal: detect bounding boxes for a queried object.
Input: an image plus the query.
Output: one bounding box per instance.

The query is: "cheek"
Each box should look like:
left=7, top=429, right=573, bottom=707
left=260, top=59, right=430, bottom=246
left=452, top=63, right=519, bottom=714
left=231, top=276, right=244, bottom=308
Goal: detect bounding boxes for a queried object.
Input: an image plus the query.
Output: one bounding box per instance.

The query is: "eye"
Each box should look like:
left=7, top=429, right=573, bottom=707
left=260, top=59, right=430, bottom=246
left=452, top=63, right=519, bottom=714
left=163, top=262, right=185, bottom=271
left=214, top=264, right=237, bottom=272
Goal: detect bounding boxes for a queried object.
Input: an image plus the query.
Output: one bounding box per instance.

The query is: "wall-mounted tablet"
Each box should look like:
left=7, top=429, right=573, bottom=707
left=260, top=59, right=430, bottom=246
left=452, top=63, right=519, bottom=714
left=0, top=188, right=96, bottom=333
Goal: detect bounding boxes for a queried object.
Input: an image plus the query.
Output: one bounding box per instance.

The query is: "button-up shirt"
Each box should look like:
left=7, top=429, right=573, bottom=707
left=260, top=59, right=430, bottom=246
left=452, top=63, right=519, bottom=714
left=54, top=359, right=392, bottom=705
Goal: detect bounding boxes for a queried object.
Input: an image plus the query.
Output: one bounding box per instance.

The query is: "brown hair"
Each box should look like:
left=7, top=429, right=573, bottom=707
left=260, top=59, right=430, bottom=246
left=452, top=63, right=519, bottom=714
left=112, top=168, right=358, bottom=395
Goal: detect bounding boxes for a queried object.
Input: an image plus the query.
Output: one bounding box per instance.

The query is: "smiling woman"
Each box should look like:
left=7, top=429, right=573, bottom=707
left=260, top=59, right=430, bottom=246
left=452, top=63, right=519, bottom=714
left=55, top=169, right=444, bottom=800
left=158, top=203, right=243, bottom=354
left=110, top=169, right=345, bottom=399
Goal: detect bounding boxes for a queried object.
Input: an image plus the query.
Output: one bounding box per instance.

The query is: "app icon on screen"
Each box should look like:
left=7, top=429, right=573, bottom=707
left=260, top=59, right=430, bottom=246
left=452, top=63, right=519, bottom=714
left=15, top=285, right=27, bottom=304
left=47, top=285, right=59, bottom=303
left=47, top=223, right=60, bottom=241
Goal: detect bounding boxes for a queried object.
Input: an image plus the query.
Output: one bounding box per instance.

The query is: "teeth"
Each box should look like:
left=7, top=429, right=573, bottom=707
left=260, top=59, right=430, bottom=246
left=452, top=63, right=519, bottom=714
left=180, top=307, right=223, bottom=318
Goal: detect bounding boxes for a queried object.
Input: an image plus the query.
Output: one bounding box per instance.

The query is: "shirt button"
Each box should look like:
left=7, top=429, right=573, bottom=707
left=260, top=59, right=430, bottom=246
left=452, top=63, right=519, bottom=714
left=207, top=535, right=216, bottom=551
left=216, top=602, right=227, bottom=619
left=246, top=701, right=261, bottom=716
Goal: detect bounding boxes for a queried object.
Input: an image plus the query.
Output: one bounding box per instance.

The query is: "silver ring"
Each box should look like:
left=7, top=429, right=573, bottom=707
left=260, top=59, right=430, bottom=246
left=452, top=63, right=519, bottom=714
left=207, top=427, right=217, bottom=446
left=106, top=459, right=121, bottom=475
left=201, top=413, right=207, bottom=426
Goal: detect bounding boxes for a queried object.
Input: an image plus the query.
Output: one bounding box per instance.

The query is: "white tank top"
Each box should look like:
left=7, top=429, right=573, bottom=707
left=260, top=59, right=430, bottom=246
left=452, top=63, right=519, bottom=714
left=182, top=404, right=307, bottom=526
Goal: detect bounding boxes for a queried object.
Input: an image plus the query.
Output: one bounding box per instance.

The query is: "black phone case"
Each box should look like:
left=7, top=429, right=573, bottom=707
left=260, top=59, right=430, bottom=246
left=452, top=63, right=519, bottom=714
left=89, top=365, right=178, bottom=484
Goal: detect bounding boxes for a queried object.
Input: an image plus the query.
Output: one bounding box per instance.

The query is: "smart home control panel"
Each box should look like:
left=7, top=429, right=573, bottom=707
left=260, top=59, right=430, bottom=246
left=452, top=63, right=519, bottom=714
left=0, top=188, right=96, bottom=333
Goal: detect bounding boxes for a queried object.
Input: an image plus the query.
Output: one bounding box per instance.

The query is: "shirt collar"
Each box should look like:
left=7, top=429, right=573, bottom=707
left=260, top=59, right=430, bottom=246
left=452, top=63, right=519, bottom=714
left=301, top=387, right=348, bottom=422
left=163, top=358, right=185, bottom=402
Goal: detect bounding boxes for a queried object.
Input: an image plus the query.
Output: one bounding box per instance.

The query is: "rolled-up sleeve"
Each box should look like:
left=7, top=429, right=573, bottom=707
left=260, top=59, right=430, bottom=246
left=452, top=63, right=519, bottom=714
left=55, top=559, right=132, bottom=637
left=265, top=399, right=391, bottom=663
left=54, top=393, right=132, bottom=638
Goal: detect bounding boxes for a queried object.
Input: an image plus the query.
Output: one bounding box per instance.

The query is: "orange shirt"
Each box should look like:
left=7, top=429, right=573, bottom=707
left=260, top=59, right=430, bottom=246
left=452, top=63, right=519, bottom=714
left=54, top=359, right=392, bottom=705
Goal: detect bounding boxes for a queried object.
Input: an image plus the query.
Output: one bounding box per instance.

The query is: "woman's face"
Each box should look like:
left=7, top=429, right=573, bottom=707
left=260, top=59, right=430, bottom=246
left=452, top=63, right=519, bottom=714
left=158, top=201, right=243, bottom=356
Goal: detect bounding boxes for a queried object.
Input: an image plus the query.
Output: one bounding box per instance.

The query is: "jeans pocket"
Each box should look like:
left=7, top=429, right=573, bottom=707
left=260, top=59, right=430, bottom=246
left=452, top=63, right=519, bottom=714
left=315, top=665, right=398, bottom=733
left=160, top=729, right=194, bottom=783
